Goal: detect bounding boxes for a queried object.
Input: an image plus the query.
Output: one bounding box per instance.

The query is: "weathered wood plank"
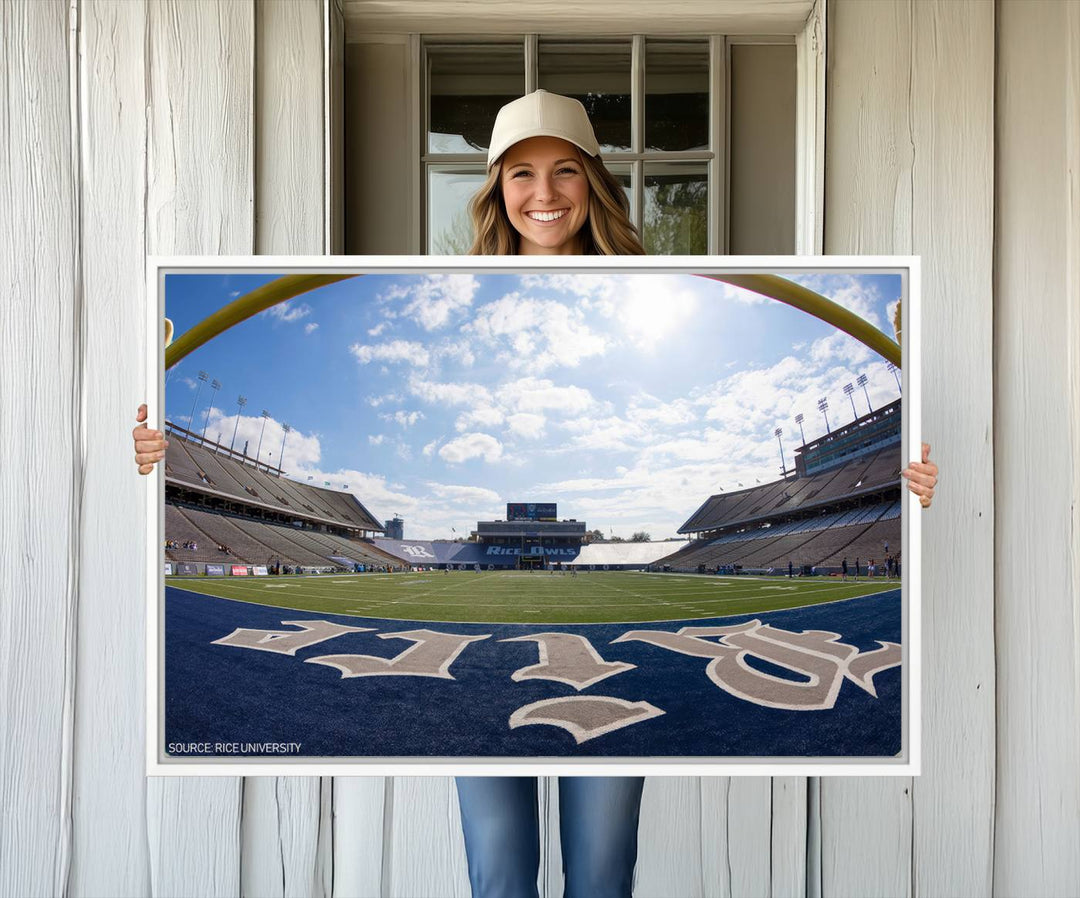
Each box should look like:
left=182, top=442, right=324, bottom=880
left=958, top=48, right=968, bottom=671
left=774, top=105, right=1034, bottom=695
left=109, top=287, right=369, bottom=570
left=145, top=0, right=255, bottom=256
left=824, top=2, right=997, bottom=896
left=333, top=777, right=387, bottom=897
left=908, top=2, right=995, bottom=895
left=243, top=2, right=328, bottom=894
left=255, top=0, right=324, bottom=257
left=771, top=777, right=808, bottom=898
left=822, top=3, right=912, bottom=896
left=70, top=2, right=152, bottom=895
left=241, top=777, right=325, bottom=898
left=145, top=1, right=254, bottom=894
left=384, top=777, right=470, bottom=898
left=698, top=778, right=775, bottom=897
left=994, top=1, right=1080, bottom=893
left=636, top=777, right=705, bottom=897
left=0, top=1, right=77, bottom=895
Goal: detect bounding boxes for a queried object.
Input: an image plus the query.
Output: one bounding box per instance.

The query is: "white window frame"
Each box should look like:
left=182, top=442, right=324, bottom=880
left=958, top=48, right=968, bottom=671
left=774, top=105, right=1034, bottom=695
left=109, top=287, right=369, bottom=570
left=406, top=2, right=825, bottom=255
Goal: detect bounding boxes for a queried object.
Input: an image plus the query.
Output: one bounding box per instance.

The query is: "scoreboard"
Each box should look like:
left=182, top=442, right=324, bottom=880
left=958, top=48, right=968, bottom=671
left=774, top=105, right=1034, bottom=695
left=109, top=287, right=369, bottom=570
left=506, top=502, right=557, bottom=522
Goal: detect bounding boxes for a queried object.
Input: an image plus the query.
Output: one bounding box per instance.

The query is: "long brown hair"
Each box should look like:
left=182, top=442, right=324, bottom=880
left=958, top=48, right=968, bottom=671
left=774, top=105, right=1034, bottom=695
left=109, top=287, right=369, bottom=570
left=468, top=151, right=645, bottom=256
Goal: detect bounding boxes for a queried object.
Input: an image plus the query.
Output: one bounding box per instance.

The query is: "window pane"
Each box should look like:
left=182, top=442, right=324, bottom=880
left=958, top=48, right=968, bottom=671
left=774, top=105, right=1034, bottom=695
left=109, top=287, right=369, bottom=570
left=643, top=163, right=708, bottom=255
left=538, top=40, right=631, bottom=153
left=428, top=44, right=524, bottom=154
left=645, top=40, right=709, bottom=152
left=428, top=167, right=487, bottom=254
left=603, top=162, right=634, bottom=221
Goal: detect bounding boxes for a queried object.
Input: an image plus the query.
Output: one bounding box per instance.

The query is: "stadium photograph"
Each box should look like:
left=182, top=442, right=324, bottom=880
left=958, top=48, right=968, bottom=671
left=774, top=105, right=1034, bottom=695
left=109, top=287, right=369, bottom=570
left=154, top=264, right=912, bottom=766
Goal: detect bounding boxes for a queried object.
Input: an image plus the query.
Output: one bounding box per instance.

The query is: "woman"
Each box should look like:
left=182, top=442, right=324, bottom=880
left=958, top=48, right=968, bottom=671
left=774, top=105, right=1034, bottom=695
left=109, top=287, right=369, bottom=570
left=454, top=91, right=650, bottom=898
left=132, top=90, right=939, bottom=898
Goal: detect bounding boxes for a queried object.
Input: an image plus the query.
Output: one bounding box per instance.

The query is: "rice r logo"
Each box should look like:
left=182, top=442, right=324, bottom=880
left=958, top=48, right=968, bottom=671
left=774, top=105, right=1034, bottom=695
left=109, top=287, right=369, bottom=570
left=614, top=620, right=901, bottom=711
left=400, top=544, right=436, bottom=558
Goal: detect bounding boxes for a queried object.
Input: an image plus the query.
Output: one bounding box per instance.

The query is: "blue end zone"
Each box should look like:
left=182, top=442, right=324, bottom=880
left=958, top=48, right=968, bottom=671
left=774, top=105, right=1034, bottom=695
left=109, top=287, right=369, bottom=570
left=164, top=586, right=901, bottom=759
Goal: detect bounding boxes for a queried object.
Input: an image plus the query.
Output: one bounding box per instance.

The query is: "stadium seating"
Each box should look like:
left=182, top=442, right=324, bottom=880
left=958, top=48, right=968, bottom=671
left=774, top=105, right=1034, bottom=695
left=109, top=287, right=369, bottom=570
left=164, top=430, right=382, bottom=531
left=661, top=498, right=900, bottom=573
left=680, top=446, right=901, bottom=538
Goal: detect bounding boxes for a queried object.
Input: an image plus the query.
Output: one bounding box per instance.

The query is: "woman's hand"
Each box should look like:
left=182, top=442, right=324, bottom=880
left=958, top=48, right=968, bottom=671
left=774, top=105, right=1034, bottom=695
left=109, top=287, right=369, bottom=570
left=902, top=442, right=938, bottom=508
left=133, top=403, right=168, bottom=475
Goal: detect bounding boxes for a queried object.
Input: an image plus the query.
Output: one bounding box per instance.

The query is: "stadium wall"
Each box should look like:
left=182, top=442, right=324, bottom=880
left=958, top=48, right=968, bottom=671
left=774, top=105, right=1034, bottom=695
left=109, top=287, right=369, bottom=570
left=4, top=2, right=1078, bottom=898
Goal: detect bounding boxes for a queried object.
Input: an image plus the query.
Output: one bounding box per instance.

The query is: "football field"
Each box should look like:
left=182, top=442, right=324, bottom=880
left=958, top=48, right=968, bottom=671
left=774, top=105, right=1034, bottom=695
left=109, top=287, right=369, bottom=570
left=165, top=569, right=898, bottom=624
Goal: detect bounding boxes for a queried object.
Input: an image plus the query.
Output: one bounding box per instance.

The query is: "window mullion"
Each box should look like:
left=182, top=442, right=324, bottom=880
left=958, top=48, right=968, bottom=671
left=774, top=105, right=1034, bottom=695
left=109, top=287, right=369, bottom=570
left=525, top=34, right=537, bottom=93
left=631, top=34, right=645, bottom=232
left=710, top=35, right=726, bottom=255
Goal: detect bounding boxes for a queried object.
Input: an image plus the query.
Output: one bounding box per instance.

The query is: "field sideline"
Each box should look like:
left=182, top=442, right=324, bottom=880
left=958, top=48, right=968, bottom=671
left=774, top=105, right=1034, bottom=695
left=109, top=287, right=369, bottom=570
left=165, top=570, right=899, bottom=624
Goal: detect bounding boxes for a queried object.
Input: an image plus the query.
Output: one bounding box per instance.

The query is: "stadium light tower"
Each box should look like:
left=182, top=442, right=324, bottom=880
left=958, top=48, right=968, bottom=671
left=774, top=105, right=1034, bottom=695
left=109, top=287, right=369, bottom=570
left=189, top=371, right=208, bottom=432
left=817, top=397, right=831, bottom=433
left=843, top=382, right=857, bottom=421
left=277, top=423, right=291, bottom=476
left=857, top=373, right=873, bottom=413
left=256, top=410, right=271, bottom=471
left=775, top=427, right=786, bottom=475
left=229, top=395, right=247, bottom=453
left=795, top=413, right=806, bottom=445
left=201, top=378, right=221, bottom=443
left=886, top=361, right=901, bottom=392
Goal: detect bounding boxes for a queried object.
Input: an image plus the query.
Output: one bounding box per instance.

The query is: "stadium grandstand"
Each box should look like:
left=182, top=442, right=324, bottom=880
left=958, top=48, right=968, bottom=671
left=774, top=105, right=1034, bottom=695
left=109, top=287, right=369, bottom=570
left=658, top=399, right=903, bottom=576
left=163, top=423, right=404, bottom=574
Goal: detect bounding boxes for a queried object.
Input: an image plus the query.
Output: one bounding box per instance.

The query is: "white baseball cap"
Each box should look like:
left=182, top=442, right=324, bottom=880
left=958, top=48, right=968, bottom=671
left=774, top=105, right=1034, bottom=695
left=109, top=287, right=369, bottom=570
left=486, top=90, right=601, bottom=169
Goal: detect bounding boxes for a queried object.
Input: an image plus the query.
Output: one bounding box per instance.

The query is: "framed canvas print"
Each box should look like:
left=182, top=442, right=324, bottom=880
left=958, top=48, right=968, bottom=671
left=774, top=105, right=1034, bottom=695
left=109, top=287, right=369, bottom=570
left=145, top=256, right=921, bottom=776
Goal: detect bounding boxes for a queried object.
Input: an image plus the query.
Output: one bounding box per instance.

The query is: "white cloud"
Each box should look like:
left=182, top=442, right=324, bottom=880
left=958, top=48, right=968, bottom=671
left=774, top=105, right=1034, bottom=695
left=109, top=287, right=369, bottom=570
left=426, top=483, right=501, bottom=505
left=409, top=376, right=491, bottom=407
left=518, top=273, right=618, bottom=299
left=422, top=440, right=438, bottom=458
left=507, top=412, right=546, bottom=440
left=350, top=340, right=430, bottom=367
left=304, top=322, right=319, bottom=335
left=266, top=300, right=313, bottom=323
left=496, top=377, right=595, bottom=415
left=367, top=392, right=403, bottom=408
left=455, top=405, right=505, bottom=432
left=369, top=434, right=386, bottom=446
left=438, top=432, right=504, bottom=464
left=465, top=292, right=607, bottom=371
left=436, top=339, right=476, bottom=367
left=368, top=322, right=389, bottom=337
left=381, top=410, right=424, bottom=428
left=627, top=398, right=697, bottom=428
left=382, top=274, right=480, bottom=331
left=202, top=410, right=321, bottom=472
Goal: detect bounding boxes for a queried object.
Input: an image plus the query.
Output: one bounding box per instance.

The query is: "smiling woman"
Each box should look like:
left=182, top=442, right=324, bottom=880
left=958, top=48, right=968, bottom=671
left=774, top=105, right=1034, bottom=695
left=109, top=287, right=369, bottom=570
left=467, top=90, right=646, bottom=256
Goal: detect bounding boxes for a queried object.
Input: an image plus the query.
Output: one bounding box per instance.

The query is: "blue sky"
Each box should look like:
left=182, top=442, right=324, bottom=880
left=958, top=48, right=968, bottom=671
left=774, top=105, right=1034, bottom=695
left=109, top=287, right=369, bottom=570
left=165, top=271, right=903, bottom=540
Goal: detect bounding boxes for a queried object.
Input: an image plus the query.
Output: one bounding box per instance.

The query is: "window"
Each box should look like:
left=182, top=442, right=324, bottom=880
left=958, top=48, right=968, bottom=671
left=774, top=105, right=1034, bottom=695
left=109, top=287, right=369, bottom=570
left=422, top=35, right=795, bottom=256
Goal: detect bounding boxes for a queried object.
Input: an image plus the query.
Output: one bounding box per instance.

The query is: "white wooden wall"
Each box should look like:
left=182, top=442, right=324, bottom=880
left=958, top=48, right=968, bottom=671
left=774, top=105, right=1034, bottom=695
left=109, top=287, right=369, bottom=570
left=2, top=1, right=1077, bottom=896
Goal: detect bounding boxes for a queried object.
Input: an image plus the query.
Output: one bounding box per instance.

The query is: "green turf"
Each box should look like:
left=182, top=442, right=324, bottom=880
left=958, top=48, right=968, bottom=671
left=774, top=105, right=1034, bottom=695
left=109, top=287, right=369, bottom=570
left=165, top=570, right=899, bottom=624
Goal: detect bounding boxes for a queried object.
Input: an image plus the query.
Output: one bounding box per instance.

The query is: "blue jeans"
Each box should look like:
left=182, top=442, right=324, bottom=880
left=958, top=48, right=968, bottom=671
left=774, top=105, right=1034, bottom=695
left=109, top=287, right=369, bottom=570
left=455, top=776, right=646, bottom=898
